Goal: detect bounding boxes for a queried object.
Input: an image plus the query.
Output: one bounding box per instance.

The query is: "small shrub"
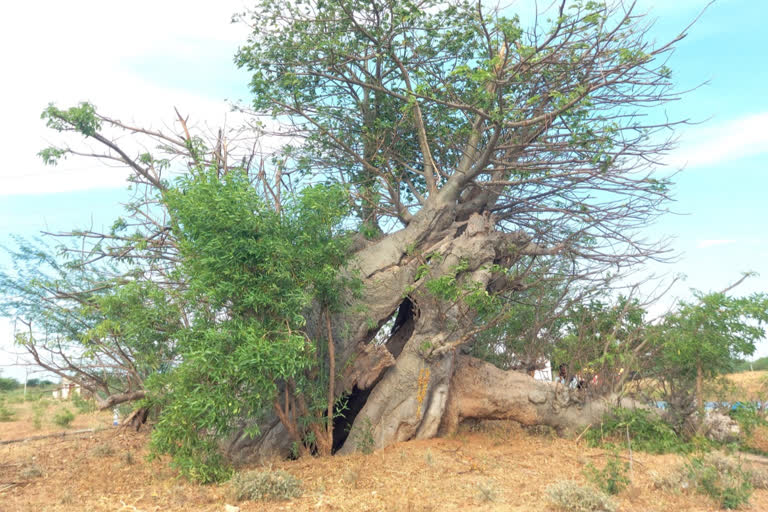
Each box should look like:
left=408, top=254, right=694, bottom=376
left=0, top=398, right=16, bottom=422
left=0, top=376, right=20, bottom=391
left=72, top=394, right=96, bottom=414
left=686, top=452, right=753, bottom=509
left=586, top=407, right=690, bottom=454
left=354, top=416, right=375, bottom=455
left=60, top=491, right=74, bottom=505
left=231, top=469, right=302, bottom=501
left=476, top=481, right=498, bottom=502
left=341, top=465, right=360, bottom=486
left=53, top=408, right=75, bottom=427
left=584, top=451, right=630, bottom=495
left=31, top=403, right=46, bottom=430
left=121, top=451, right=135, bottom=466
left=90, top=443, right=115, bottom=457
left=7, top=392, right=25, bottom=404
left=750, top=465, right=768, bottom=490
left=650, top=467, right=691, bottom=493
left=20, top=464, right=43, bottom=479
left=545, top=480, right=617, bottom=512
left=730, top=404, right=767, bottom=436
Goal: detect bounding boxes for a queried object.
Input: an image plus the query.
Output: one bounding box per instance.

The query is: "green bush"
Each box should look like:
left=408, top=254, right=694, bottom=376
left=354, top=416, right=375, bottom=455
left=0, top=376, right=20, bottom=391
left=730, top=404, right=767, bottom=436
left=0, top=397, right=16, bottom=421
left=584, top=451, right=629, bottom=495
left=90, top=443, right=115, bottom=457
left=52, top=408, right=75, bottom=427
left=586, top=407, right=692, bottom=454
left=686, top=452, right=753, bottom=509
left=31, top=400, right=51, bottom=430
left=545, top=480, right=617, bottom=512
left=20, top=464, right=43, bottom=479
left=72, top=394, right=96, bottom=414
left=231, top=469, right=302, bottom=501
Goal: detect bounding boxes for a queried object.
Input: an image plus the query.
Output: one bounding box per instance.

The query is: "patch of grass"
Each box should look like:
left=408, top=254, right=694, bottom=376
left=121, top=451, right=134, bottom=466
left=545, top=480, right=617, bottom=512
left=60, top=491, right=74, bottom=505
left=0, top=397, right=16, bottom=421
left=341, top=465, right=360, bottom=486
left=476, top=480, right=498, bottom=502
left=90, top=443, right=115, bottom=457
left=686, top=452, right=753, bottom=509
left=652, top=451, right=755, bottom=508
left=749, top=465, right=768, bottom=490
left=650, top=467, right=691, bottom=493
left=354, top=416, right=375, bottom=455
left=586, top=407, right=695, bottom=454
left=52, top=408, right=75, bottom=427
left=20, top=464, right=43, bottom=479
left=72, top=394, right=96, bottom=414
left=730, top=404, right=768, bottom=436
left=584, top=451, right=630, bottom=495
left=230, top=469, right=302, bottom=501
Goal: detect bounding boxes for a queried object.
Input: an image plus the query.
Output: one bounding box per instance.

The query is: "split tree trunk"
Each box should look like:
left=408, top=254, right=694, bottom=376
left=230, top=206, right=623, bottom=460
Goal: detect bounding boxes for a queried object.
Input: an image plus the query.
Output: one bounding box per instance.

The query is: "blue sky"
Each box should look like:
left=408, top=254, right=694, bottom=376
left=1, top=0, right=766, bottom=379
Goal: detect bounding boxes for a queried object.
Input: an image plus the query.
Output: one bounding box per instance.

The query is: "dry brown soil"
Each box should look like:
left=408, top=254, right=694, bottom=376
left=3, top=378, right=768, bottom=511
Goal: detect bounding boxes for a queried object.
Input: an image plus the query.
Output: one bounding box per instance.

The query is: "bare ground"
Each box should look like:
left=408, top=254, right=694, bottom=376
left=3, top=375, right=768, bottom=511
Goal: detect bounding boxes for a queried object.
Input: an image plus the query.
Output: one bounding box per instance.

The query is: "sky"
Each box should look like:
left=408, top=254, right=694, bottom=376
left=1, top=0, right=766, bottom=380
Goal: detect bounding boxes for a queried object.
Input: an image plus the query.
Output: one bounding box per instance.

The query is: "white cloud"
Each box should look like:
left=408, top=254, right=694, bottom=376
left=0, top=0, right=256, bottom=196
left=696, top=239, right=737, bottom=249
left=666, top=112, right=768, bottom=169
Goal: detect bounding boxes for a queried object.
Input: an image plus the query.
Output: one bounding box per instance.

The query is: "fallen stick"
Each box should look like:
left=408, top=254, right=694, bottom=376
left=0, top=428, right=97, bottom=445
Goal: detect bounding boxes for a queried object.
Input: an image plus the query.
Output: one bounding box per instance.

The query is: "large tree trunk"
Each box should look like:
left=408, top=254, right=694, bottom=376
left=229, top=207, right=617, bottom=460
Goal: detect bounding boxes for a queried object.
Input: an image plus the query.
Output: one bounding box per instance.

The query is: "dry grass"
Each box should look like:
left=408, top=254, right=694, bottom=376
left=3, top=401, right=768, bottom=511
left=723, top=371, right=768, bottom=399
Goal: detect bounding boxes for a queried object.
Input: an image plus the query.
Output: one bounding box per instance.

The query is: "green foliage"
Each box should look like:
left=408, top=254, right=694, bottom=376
left=41, top=102, right=100, bottom=135
left=0, top=376, right=20, bottom=391
left=52, top=408, right=75, bottom=427
left=149, top=169, right=354, bottom=481
left=0, top=397, right=16, bottom=422
left=584, top=450, right=629, bottom=495
left=730, top=404, right=768, bottom=437
left=649, top=290, right=768, bottom=428
left=553, top=295, right=647, bottom=390
left=72, top=393, right=96, bottom=414
left=230, top=469, right=302, bottom=501
left=90, top=443, right=115, bottom=458
left=586, top=408, right=691, bottom=454
left=32, top=402, right=45, bottom=429
left=0, top=238, right=181, bottom=403
left=20, top=464, right=43, bottom=479
left=686, top=453, right=753, bottom=509
left=733, top=357, right=768, bottom=373
left=654, top=291, right=768, bottom=383
left=545, top=480, right=617, bottom=512
left=25, top=379, right=54, bottom=388
left=354, top=416, right=375, bottom=455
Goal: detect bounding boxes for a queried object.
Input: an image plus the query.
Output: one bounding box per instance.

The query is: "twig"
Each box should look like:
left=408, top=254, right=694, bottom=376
left=575, top=424, right=591, bottom=443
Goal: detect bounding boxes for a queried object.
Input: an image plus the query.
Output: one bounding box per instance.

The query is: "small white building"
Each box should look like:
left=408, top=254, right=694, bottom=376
left=52, top=377, right=81, bottom=400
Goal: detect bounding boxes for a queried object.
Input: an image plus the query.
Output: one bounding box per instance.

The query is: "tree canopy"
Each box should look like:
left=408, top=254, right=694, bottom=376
left=0, top=0, right=727, bottom=480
